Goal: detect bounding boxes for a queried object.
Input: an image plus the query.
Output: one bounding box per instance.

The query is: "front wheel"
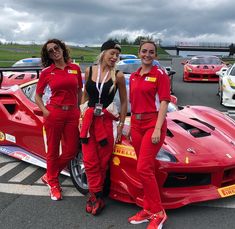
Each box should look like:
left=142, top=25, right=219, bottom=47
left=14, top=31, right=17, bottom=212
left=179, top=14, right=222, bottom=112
left=69, top=151, right=89, bottom=195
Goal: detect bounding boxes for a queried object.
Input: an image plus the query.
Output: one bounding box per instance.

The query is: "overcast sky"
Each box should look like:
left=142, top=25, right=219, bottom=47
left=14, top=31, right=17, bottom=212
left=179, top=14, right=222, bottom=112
left=0, top=0, right=235, bottom=46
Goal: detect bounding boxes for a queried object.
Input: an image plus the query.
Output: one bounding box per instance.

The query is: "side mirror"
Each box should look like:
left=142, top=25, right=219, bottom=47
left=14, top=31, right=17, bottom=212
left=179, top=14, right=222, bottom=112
left=33, top=107, right=43, bottom=116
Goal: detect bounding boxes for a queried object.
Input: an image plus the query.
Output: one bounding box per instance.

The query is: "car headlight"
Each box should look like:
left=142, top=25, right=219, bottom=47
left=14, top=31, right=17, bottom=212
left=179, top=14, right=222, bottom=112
left=156, top=148, right=178, bottom=162
left=185, top=66, right=193, bottom=72
left=227, top=77, right=235, bottom=89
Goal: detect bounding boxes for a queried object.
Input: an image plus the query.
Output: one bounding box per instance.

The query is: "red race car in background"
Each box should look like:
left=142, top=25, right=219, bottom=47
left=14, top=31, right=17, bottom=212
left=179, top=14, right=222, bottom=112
left=182, top=55, right=227, bottom=82
left=1, top=79, right=235, bottom=209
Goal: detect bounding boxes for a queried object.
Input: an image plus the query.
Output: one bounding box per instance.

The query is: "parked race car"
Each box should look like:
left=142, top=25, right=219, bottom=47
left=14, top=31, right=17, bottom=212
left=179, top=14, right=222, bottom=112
left=119, top=54, right=137, bottom=60
left=0, top=67, right=41, bottom=89
left=216, top=63, right=235, bottom=107
left=12, top=57, right=42, bottom=67
left=182, top=55, right=227, bottom=82
left=0, top=79, right=235, bottom=209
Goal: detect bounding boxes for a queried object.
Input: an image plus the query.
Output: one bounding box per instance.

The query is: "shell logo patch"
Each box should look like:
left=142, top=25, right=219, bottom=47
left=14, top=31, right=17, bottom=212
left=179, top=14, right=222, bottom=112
left=113, top=156, right=120, bottom=166
left=113, top=144, right=137, bottom=160
left=145, top=77, right=157, bottom=82
left=0, top=132, right=5, bottom=141
left=68, top=70, right=78, bottom=74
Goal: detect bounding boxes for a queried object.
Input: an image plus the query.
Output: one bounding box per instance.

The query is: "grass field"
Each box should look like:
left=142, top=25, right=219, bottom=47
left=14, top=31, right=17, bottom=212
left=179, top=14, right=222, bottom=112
left=0, top=43, right=171, bottom=67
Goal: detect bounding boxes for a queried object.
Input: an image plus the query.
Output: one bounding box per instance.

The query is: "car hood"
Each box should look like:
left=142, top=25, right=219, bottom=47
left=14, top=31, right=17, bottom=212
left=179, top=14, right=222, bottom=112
left=165, top=106, right=235, bottom=165
left=188, top=64, right=224, bottom=72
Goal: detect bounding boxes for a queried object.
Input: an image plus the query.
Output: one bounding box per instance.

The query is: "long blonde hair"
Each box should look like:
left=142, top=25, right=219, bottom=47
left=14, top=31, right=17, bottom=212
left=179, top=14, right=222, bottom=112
left=96, top=51, right=117, bottom=93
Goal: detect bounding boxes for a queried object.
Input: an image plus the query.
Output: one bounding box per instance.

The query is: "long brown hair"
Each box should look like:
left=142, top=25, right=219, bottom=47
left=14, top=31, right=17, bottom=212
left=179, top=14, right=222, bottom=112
left=41, top=38, right=70, bottom=67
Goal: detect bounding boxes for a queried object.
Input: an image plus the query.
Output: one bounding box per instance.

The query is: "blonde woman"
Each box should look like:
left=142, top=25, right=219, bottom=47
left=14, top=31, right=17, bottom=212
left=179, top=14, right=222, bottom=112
left=80, top=40, right=127, bottom=215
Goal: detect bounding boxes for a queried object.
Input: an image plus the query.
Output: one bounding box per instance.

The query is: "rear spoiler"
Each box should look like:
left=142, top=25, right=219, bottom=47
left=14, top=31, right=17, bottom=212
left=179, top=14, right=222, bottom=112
left=0, top=66, right=42, bottom=89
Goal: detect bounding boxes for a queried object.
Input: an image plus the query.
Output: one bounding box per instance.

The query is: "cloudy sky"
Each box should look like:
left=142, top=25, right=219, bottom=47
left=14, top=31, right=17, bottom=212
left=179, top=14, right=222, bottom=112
left=0, top=0, right=234, bottom=46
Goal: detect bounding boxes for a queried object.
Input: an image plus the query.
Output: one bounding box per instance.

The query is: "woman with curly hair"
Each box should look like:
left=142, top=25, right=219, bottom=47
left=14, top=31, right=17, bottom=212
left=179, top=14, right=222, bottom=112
left=35, top=38, right=83, bottom=200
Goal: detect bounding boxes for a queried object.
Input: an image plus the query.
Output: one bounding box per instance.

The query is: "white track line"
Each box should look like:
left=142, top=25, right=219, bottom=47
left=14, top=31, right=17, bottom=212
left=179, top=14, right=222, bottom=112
left=0, top=162, right=20, bottom=176
left=9, top=166, right=38, bottom=182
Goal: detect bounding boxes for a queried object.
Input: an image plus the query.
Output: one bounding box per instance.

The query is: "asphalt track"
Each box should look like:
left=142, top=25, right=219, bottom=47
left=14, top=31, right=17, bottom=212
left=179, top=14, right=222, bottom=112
left=0, top=57, right=235, bottom=229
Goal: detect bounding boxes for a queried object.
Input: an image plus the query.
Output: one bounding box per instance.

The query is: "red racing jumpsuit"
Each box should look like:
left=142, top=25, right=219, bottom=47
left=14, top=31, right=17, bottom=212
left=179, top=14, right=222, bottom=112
left=81, top=67, right=117, bottom=194
left=129, top=65, right=171, bottom=213
left=36, top=63, right=83, bottom=187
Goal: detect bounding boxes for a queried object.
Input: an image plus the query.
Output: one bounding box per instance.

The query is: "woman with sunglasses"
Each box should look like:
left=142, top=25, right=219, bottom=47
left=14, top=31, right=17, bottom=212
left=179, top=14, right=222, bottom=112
left=128, top=40, right=171, bottom=229
left=35, top=38, right=83, bottom=201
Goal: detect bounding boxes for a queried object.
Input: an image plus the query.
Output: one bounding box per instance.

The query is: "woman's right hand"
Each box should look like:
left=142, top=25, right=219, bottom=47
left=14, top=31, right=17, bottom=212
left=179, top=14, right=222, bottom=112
left=43, top=109, right=50, bottom=118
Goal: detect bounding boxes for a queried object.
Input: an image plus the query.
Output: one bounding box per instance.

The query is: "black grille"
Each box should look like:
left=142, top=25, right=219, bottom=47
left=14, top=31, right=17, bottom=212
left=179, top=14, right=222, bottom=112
left=164, top=173, right=211, bottom=187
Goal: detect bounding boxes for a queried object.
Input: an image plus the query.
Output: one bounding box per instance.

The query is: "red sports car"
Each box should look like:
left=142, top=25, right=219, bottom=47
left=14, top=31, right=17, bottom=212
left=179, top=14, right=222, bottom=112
left=0, top=80, right=235, bottom=210
left=0, top=67, right=41, bottom=88
left=182, top=55, right=227, bottom=82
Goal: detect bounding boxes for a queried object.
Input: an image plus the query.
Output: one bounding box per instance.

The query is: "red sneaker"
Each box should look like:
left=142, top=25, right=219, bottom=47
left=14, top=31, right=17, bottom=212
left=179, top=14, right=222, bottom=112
left=41, top=174, right=62, bottom=191
left=41, top=174, right=49, bottom=186
left=50, top=186, right=62, bottom=201
left=128, top=209, right=152, bottom=224
left=91, top=198, right=105, bottom=215
left=86, top=193, right=96, bottom=213
left=147, top=210, right=167, bottom=229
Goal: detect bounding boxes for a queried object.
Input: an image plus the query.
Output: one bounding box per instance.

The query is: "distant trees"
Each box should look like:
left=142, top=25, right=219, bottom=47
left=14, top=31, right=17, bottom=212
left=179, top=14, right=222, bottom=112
left=108, top=35, right=156, bottom=45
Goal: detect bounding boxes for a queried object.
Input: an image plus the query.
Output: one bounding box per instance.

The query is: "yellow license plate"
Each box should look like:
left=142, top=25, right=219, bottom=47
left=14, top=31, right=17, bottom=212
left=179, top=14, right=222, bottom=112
left=218, top=184, right=235, bottom=198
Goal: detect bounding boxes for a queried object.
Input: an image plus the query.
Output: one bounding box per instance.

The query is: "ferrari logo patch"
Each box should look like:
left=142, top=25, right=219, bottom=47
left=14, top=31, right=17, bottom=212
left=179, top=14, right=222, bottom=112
left=68, top=70, right=78, bottom=74
left=218, top=184, right=235, bottom=198
left=145, top=77, right=157, bottom=82
left=0, top=132, right=5, bottom=141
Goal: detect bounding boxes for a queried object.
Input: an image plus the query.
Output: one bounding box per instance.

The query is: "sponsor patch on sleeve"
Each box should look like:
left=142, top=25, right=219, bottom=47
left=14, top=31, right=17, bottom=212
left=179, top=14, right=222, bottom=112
left=145, top=77, right=157, bottom=82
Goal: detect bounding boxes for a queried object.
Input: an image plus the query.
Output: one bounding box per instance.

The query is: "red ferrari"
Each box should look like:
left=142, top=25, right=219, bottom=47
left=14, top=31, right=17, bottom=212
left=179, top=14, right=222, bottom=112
left=0, top=67, right=41, bottom=88
left=182, top=55, right=227, bottom=82
left=1, top=79, right=235, bottom=210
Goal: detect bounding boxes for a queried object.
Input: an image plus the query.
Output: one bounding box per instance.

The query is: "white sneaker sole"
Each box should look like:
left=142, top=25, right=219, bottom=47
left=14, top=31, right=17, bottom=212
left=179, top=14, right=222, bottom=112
left=129, top=219, right=149, bottom=224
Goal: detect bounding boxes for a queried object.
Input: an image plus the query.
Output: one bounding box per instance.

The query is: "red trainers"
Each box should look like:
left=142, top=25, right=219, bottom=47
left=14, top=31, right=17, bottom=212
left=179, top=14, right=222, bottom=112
left=91, top=197, right=105, bottom=215
left=41, top=174, right=62, bottom=191
left=147, top=210, right=167, bottom=229
left=41, top=174, right=49, bottom=186
left=86, top=193, right=96, bottom=213
left=50, top=186, right=62, bottom=201
left=128, top=209, right=152, bottom=224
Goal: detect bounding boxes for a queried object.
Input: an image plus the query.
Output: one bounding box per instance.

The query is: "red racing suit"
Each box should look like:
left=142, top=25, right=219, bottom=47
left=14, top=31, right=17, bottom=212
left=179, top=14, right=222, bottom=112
left=36, top=63, right=83, bottom=187
left=129, top=65, right=171, bottom=213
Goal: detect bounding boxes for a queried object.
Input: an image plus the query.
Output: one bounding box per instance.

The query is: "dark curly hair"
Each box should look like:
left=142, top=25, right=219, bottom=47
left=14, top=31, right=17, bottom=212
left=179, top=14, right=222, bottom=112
left=41, top=39, right=70, bottom=67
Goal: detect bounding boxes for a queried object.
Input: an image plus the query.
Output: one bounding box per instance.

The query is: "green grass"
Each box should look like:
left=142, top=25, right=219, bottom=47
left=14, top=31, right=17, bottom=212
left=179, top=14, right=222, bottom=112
left=0, top=43, right=171, bottom=67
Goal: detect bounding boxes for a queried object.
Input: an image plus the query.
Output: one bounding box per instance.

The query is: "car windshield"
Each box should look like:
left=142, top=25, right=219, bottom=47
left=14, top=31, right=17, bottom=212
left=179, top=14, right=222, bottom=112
left=21, top=83, right=51, bottom=104
left=12, top=58, right=42, bottom=67
left=230, top=66, right=235, bottom=76
left=117, top=63, right=141, bottom=74
left=189, top=57, right=222, bottom=65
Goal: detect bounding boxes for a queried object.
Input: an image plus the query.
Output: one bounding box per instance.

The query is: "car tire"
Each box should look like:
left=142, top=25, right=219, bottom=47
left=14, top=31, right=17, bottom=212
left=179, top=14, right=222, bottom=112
left=69, top=151, right=89, bottom=195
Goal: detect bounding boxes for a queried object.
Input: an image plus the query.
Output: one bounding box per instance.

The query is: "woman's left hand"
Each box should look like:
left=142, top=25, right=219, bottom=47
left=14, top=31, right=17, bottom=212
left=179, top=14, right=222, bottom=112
left=151, top=128, right=161, bottom=144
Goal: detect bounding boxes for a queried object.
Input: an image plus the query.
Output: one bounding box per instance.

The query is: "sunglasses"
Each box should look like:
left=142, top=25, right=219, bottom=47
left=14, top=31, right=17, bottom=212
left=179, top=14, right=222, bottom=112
left=47, top=45, right=60, bottom=54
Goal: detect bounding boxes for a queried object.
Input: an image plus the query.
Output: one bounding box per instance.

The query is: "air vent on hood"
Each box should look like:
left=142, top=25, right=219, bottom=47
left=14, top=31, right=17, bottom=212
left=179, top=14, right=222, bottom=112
left=190, top=118, right=215, bottom=130
left=173, top=120, right=211, bottom=138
